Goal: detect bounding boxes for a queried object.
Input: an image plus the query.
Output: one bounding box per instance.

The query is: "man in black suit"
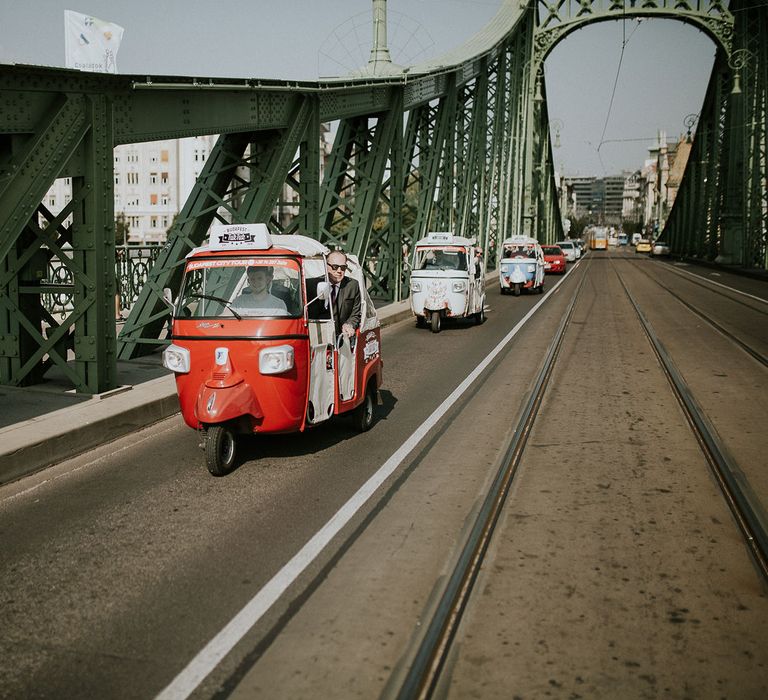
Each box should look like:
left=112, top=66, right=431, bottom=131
left=326, top=250, right=361, bottom=338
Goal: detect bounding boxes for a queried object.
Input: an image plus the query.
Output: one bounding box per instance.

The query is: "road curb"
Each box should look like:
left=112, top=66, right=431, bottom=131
left=0, top=375, right=179, bottom=486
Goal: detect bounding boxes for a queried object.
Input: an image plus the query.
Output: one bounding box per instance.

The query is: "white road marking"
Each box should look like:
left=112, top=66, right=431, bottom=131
left=669, top=264, right=768, bottom=305
left=155, top=263, right=580, bottom=700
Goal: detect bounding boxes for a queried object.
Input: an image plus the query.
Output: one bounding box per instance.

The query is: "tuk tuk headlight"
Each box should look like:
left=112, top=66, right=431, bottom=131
left=411, top=281, right=421, bottom=292
left=162, top=344, right=191, bottom=374
left=259, top=345, right=294, bottom=375
left=452, top=281, right=466, bottom=292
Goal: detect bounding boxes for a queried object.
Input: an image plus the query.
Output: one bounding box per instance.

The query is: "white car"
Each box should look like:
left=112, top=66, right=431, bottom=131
left=555, top=240, right=578, bottom=262
left=652, top=240, right=671, bottom=257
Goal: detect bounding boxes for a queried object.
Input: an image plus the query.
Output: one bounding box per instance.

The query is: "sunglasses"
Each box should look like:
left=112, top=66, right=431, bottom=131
left=328, top=263, right=347, bottom=271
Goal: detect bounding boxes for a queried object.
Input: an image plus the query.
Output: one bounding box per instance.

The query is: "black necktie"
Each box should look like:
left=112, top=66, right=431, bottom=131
left=332, top=284, right=339, bottom=308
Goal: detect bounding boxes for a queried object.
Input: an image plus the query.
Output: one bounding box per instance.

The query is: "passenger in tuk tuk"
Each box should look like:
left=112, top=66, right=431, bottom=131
left=474, top=247, right=484, bottom=277
left=232, top=265, right=289, bottom=315
left=421, top=249, right=466, bottom=271
left=326, top=250, right=361, bottom=339
left=421, top=250, right=440, bottom=269
left=503, top=245, right=534, bottom=259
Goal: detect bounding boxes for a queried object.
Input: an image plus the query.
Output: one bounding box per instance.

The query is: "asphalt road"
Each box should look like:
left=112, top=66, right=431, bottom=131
left=2, top=251, right=766, bottom=699
left=224, top=252, right=768, bottom=699
left=0, top=266, right=567, bottom=700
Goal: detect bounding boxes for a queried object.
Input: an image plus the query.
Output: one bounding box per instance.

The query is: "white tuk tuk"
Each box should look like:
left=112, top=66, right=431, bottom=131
left=409, top=232, right=486, bottom=333
left=499, top=236, right=546, bottom=295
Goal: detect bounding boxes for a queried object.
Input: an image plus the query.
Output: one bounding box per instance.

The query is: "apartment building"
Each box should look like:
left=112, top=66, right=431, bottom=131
left=114, top=135, right=218, bottom=244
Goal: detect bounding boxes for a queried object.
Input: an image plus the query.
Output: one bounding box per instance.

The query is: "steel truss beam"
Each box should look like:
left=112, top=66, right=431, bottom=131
left=0, top=94, right=116, bottom=392
left=318, top=96, right=401, bottom=263
left=5, top=0, right=762, bottom=394
left=118, top=97, right=315, bottom=359
left=665, top=0, right=766, bottom=270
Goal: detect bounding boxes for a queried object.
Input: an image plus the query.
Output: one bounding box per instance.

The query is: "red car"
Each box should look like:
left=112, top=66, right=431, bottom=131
left=541, top=245, right=567, bottom=274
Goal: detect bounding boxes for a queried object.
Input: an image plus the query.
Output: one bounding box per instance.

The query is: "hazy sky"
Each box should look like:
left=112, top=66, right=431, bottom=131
left=0, top=0, right=717, bottom=176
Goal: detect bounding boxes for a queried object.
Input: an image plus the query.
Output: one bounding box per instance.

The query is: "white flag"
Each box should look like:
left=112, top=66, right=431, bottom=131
left=64, top=10, right=124, bottom=74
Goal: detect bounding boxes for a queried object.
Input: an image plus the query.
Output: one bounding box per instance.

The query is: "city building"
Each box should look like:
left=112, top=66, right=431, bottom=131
left=43, top=135, right=218, bottom=245
left=114, top=135, right=218, bottom=244
left=602, top=174, right=626, bottom=224
left=621, top=170, right=644, bottom=226
left=642, top=130, right=692, bottom=234
left=564, top=176, right=599, bottom=219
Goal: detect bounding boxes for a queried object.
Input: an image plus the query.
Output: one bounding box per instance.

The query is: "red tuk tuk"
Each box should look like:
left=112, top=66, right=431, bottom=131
left=162, top=224, right=383, bottom=475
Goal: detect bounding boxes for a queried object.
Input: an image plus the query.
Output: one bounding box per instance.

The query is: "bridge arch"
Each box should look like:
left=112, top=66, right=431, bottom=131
left=533, top=1, right=734, bottom=69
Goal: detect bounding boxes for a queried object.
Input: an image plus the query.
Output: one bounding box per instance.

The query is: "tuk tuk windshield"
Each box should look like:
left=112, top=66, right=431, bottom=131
left=177, top=257, right=302, bottom=318
left=415, top=246, right=468, bottom=271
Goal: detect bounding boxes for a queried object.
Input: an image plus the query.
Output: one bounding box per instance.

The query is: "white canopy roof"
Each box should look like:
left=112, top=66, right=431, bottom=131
left=188, top=224, right=330, bottom=258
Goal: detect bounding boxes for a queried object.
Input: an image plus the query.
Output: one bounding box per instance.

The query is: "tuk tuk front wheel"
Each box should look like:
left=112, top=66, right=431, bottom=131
left=513, top=283, right=521, bottom=296
left=430, top=312, right=442, bottom=333
left=205, top=425, right=237, bottom=476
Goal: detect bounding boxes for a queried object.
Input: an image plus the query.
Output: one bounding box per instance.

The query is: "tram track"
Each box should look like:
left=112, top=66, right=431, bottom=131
left=629, top=259, right=768, bottom=368
left=390, top=256, right=768, bottom=699
left=654, top=259, right=768, bottom=315
left=390, top=263, right=591, bottom=700
left=610, top=259, right=768, bottom=584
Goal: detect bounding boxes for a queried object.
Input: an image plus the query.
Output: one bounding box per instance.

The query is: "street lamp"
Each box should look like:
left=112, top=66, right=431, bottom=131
left=683, top=113, right=699, bottom=144
left=550, top=118, right=564, bottom=148
left=728, top=48, right=752, bottom=95
left=533, top=70, right=544, bottom=103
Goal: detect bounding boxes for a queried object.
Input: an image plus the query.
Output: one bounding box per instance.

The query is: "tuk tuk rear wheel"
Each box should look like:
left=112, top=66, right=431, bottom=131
left=430, top=312, right=441, bottom=333
left=475, top=305, right=485, bottom=325
left=353, top=385, right=376, bottom=432
left=205, top=425, right=237, bottom=476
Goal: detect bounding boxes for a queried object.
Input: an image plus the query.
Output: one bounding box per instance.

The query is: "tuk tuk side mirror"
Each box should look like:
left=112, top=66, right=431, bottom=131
left=316, top=281, right=330, bottom=301
left=161, top=287, right=175, bottom=311
left=305, top=280, right=331, bottom=307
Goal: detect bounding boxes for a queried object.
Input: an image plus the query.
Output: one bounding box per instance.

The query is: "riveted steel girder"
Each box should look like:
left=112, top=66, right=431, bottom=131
left=454, top=70, right=487, bottom=245
left=0, top=94, right=88, bottom=262
left=118, top=97, right=316, bottom=358
left=6, top=0, right=765, bottom=395
left=664, top=0, right=766, bottom=270
left=0, top=92, right=116, bottom=393
left=318, top=96, right=401, bottom=263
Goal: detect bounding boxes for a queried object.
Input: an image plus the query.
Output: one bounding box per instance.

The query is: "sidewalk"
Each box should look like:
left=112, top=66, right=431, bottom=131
left=0, top=299, right=413, bottom=486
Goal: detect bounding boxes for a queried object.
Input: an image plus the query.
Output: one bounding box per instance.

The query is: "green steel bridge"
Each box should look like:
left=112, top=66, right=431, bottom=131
left=0, top=0, right=764, bottom=394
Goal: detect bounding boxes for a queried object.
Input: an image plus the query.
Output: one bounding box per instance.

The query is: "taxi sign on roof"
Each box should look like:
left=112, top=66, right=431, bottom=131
left=426, top=231, right=452, bottom=243
left=208, top=223, right=272, bottom=251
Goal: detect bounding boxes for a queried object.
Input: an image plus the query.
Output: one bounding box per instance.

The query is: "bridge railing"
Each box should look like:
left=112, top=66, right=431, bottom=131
left=43, top=245, right=162, bottom=320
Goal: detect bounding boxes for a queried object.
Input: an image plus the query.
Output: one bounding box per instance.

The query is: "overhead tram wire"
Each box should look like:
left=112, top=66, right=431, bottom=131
left=595, top=15, right=643, bottom=173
